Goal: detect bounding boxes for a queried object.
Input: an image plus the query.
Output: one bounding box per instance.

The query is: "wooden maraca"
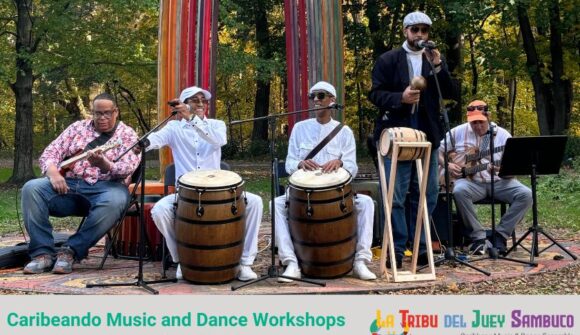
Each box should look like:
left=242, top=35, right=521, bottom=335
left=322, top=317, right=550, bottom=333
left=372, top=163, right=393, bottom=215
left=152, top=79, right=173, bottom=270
left=411, top=75, right=427, bottom=91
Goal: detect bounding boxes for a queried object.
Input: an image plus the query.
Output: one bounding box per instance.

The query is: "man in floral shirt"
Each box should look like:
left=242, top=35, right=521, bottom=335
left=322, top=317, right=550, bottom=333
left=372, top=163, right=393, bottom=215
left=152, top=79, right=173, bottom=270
left=21, top=93, right=141, bottom=274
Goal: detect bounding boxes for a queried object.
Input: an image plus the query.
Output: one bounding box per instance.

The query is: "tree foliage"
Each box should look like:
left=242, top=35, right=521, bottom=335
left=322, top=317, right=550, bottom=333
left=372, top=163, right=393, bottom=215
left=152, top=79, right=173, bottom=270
left=0, top=0, right=578, bottom=177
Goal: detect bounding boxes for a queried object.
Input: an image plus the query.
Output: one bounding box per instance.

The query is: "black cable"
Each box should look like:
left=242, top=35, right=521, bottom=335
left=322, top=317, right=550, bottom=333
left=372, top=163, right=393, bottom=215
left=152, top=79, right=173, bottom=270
left=15, top=186, right=28, bottom=243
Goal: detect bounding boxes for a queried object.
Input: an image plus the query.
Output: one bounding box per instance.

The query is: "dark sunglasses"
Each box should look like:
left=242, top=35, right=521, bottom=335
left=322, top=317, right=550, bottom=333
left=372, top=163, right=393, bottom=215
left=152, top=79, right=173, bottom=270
left=410, top=26, right=430, bottom=34
left=188, top=98, right=209, bottom=105
left=308, top=92, right=329, bottom=100
left=466, top=105, right=488, bottom=112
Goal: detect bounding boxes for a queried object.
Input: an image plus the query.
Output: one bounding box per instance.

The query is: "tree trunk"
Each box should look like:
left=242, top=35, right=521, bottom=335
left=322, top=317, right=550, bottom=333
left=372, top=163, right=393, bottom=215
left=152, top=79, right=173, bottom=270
left=516, top=3, right=551, bottom=135
left=548, top=0, right=570, bottom=135
left=365, top=0, right=388, bottom=59
left=8, top=0, right=37, bottom=184
left=251, top=5, right=271, bottom=143
left=468, top=35, right=478, bottom=96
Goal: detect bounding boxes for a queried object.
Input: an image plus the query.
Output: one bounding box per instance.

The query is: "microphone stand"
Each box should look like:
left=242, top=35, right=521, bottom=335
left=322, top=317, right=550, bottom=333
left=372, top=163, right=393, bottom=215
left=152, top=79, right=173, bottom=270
left=86, top=111, right=179, bottom=294
left=417, top=52, right=490, bottom=276
left=231, top=106, right=334, bottom=290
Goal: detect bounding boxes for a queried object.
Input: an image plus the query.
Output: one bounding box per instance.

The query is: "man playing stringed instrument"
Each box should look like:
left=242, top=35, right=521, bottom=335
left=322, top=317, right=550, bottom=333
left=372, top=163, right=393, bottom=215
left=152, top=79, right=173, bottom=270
left=21, top=93, right=140, bottom=274
left=439, top=99, right=532, bottom=255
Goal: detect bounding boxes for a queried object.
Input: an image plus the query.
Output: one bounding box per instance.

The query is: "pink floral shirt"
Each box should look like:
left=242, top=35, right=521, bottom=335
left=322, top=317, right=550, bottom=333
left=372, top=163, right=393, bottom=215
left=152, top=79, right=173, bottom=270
left=39, top=120, right=141, bottom=185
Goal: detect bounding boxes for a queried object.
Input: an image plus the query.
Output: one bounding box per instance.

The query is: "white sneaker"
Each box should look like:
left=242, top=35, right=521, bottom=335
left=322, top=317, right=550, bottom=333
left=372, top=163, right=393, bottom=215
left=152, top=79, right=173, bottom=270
left=175, top=264, right=183, bottom=280
left=353, top=261, right=377, bottom=281
left=237, top=265, right=258, bottom=281
left=278, top=262, right=301, bottom=283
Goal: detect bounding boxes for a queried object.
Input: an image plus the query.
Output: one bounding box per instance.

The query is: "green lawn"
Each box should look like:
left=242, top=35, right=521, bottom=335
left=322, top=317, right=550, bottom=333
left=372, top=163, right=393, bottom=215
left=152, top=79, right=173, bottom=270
left=1, top=166, right=578, bottom=236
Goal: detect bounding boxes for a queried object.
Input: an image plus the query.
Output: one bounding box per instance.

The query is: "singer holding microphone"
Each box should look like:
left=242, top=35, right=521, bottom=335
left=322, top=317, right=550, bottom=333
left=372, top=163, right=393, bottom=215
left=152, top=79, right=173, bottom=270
left=273, top=81, right=377, bottom=282
left=368, top=11, right=454, bottom=269
left=146, top=86, right=263, bottom=282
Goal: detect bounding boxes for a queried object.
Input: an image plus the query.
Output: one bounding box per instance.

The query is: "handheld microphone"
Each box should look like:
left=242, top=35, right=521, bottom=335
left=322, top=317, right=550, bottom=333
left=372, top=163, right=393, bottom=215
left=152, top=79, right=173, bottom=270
left=170, top=109, right=179, bottom=115
left=328, top=103, right=344, bottom=110
left=138, top=138, right=150, bottom=148
left=416, top=40, right=437, bottom=49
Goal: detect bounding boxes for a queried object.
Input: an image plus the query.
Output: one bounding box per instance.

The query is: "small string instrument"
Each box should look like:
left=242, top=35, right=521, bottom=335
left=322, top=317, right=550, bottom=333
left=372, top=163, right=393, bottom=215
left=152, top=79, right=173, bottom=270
left=58, top=140, right=122, bottom=176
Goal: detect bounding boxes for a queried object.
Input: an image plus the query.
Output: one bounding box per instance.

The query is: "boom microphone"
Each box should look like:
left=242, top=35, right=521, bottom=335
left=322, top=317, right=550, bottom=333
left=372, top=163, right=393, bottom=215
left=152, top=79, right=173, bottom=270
left=416, top=40, right=437, bottom=49
left=328, top=103, right=344, bottom=110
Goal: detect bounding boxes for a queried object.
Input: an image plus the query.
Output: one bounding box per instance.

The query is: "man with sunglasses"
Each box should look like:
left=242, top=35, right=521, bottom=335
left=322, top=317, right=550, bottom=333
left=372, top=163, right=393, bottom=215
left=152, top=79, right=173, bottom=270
left=21, top=93, right=141, bottom=274
left=145, top=86, right=263, bottom=282
left=273, top=81, right=376, bottom=282
left=368, top=11, right=454, bottom=268
left=439, top=100, right=532, bottom=255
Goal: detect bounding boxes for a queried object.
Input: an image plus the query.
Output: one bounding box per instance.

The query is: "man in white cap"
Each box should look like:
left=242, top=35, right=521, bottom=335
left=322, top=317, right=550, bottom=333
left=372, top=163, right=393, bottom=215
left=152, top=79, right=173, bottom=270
left=273, top=81, right=376, bottom=282
left=147, top=86, right=263, bottom=282
left=439, top=100, right=531, bottom=255
left=368, top=11, right=454, bottom=268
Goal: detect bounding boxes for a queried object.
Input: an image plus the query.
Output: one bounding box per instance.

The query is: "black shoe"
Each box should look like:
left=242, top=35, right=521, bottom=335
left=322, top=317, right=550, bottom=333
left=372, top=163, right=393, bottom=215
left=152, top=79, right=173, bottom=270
left=469, top=239, right=487, bottom=255
left=417, top=252, right=429, bottom=266
left=492, top=235, right=507, bottom=255
left=386, top=255, right=402, bottom=269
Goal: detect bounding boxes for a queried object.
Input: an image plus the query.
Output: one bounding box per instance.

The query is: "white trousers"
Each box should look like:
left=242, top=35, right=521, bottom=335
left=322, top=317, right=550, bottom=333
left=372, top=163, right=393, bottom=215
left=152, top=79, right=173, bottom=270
left=151, top=191, right=262, bottom=266
left=273, top=193, right=374, bottom=266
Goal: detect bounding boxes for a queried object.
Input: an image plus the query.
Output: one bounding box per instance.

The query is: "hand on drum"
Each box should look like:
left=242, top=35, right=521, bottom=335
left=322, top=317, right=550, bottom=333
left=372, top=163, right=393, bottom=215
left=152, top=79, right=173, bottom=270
left=299, top=159, right=321, bottom=171
left=320, top=159, right=342, bottom=173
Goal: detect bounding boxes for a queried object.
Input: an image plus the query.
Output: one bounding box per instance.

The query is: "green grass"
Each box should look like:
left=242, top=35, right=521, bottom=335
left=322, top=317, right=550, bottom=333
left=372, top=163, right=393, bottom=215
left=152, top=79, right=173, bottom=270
left=1, top=166, right=578, bottom=236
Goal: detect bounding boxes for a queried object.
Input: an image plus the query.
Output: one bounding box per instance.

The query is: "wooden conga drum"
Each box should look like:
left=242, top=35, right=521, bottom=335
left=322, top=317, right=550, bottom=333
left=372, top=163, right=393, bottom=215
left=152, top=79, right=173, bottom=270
left=287, top=168, right=356, bottom=279
left=379, top=127, right=428, bottom=161
left=175, top=170, right=246, bottom=284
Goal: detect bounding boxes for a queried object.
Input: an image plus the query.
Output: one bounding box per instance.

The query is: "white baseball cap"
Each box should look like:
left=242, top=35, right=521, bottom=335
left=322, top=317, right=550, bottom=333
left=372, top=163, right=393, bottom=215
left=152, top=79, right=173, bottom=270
left=179, top=86, right=212, bottom=103
left=403, top=11, right=432, bottom=28
left=309, top=81, right=337, bottom=97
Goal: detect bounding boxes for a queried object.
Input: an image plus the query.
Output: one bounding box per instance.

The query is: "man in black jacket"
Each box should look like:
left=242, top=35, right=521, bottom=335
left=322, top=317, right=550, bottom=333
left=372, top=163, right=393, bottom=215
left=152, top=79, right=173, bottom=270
left=368, top=11, right=454, bottom=268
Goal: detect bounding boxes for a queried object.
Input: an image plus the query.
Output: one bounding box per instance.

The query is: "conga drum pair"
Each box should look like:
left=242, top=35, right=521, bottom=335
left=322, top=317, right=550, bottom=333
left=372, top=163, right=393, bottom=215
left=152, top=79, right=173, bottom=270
left=175, top=170, right=246, bottom=284
left=287, top=168, right=356, bottom=279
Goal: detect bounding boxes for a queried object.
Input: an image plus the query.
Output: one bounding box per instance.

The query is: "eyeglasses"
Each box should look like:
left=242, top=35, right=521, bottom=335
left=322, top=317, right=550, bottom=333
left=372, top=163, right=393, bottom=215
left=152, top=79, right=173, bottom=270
left=188, top=98, right=209, bottom=105
left=466, top=105, right=488, bottom=112
left=409, top=26, right=430, bottom=34
left=93, top=110, right=115, bottom=119
left=308, top=92, right=329, bottom=100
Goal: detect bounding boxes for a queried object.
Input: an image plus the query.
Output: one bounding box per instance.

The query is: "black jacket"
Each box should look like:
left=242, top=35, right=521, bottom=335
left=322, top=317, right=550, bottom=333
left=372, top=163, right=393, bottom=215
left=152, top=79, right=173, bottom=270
left=368, top=47, right=454, bottom=148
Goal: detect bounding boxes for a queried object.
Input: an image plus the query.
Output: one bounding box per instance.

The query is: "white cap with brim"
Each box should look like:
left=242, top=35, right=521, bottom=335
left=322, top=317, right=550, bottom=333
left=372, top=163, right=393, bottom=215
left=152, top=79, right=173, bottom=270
left=179, top=86, right=212, bottom=103
left=309, top=81, right=337, bottom=97
left=403, top=11, right=432, bottom=28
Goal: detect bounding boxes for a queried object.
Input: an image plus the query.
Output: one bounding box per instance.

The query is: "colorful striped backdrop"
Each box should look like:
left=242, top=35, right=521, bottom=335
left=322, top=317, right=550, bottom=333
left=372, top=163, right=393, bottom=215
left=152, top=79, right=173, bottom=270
left=284, top=0, right=345, bottom=129
left=157, top=0, right=219, bottom=173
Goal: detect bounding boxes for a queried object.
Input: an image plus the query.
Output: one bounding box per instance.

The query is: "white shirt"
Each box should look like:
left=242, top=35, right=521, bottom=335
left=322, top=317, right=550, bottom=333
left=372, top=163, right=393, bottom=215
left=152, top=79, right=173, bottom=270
left=146, top=116, right=227, bottom=184
left=402, top=41, right=424, bottom=77
left=440, top=122, right=511, bottom=183
left=285, top=118, right=358, bottom=177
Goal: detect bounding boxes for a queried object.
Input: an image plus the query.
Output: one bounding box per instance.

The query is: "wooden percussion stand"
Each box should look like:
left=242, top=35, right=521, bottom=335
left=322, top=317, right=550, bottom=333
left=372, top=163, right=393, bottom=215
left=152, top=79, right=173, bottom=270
left=377, top=139, right=436, bottom=282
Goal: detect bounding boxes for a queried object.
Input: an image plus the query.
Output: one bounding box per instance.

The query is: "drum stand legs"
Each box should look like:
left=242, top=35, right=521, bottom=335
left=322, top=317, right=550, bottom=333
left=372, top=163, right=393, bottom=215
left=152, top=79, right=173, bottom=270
left=377, top=142, right=437, bottom=282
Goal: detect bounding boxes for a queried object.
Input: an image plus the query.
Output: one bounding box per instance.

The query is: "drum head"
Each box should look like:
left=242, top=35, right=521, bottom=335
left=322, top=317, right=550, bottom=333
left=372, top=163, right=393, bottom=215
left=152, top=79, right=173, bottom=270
left=379, top=128, right=392, bottom=156
left=289, top=167, right=351, bottom=189
left=179, top=170, right=243, bottom=189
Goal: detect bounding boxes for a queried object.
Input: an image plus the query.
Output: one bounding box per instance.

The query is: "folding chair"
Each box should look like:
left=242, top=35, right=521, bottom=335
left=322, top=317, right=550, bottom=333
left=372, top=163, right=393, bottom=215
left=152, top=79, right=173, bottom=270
left=96, top=162, right=157, bottom=269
